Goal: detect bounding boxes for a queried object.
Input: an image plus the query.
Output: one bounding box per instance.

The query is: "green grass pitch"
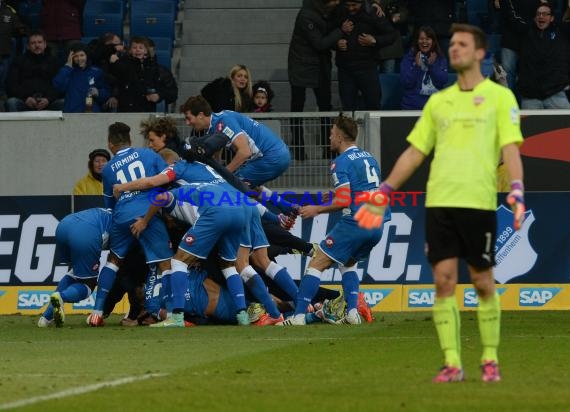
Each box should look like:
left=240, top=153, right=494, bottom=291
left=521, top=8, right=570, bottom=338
left=1, top=311, right=569, bottom=412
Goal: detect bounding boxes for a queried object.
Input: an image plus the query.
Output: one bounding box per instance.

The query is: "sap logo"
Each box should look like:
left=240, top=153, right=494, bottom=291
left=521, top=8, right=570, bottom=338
left=408, top=289, right=435, bottom=307
left=464, top=288, right=507, bottom=307
left=72, top=293, right=96, bottom=309
left=17, top=291, right=51, bottom=309
left=519, top=288, right=561, bottom=307
left=363, top=289, right=393, bottom=306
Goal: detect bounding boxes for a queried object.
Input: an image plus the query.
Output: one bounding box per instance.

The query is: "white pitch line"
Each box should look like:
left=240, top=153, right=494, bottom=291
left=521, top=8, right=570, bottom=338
left=0, top=373, right=168, bottom=411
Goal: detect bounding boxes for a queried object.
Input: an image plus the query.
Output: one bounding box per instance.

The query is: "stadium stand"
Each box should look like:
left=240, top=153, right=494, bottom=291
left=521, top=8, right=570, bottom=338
left=83, top=0, right=125, bottom=39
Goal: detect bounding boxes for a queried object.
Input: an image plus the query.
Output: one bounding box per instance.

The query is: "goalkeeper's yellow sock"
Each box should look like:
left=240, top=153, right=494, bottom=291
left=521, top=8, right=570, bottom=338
left=477, top=291, right=501, bottom=363
left=433, top=296, right=462, bottom=368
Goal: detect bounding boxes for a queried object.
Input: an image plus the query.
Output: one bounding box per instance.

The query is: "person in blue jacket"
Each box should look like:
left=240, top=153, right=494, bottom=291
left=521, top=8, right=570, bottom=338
left=52, top=42, right=110, bottom=113
left=400, top=26, right=448, bottom=110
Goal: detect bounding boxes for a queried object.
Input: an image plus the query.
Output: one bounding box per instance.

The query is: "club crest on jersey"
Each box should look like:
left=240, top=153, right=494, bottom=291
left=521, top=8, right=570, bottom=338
left=473, top=95, right=485, bottom=106
left=216, top=122, right=224, bottom=133
left=92, top=262, right=100, bottom=272
left=325, top=236, right=334, bottom=248
left=222, top=126, right=235, bottom=139
left=185, top=235, right=195, bottom=245
left=330, top=163, right=336, bottom=172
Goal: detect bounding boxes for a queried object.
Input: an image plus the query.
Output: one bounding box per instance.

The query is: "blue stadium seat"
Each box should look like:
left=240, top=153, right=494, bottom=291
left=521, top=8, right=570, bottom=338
left=83, top=1, right=124, bottom=38
left=154, top=50, right=171, bottom=69
left=130, top=1, right=176, bottom=40
left=150, top=37, right=173, bottom=69
left=17, top=0, right=42, bottom=31
left=379, top=73, right=403, bottom=110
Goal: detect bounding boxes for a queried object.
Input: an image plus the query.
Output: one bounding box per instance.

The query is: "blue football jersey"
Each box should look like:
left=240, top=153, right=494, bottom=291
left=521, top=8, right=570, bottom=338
left=331, top=146, right=391, bottom=221
left=102, top=147, right=168, bottom=210
left=207, top=110, right=287, bottom=160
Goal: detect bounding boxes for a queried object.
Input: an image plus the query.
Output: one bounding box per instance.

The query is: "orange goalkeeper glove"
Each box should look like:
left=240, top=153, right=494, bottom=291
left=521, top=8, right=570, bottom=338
left=354, top=183, right=393, bottom=229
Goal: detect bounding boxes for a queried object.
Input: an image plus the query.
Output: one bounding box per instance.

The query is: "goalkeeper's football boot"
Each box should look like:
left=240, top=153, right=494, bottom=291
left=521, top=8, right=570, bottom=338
left=50, top=292, right=65, bottom=328
left=481, top=361, right=501, bottom=382
left=357, top=292, right=374, bottom=323
left=149, top=312, right=184, bottom=328
left=432, top=366, right=465, bottom=383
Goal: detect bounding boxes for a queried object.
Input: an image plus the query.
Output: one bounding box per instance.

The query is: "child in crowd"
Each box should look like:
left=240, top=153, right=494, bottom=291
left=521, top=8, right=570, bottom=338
left=252, top=80, right=274, bottom=112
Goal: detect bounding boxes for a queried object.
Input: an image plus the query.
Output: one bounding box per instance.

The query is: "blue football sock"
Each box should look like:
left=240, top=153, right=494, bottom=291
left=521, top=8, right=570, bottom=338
left=273, top=268, right=299, bottom=301
left=60, top=283, right=91, bottom=303
left=341, top=270, right=359, bottom=311
left=294, top=270, right=321, bottom=315
left=42, top=305, right=54, bottom=320
left=225, top=273, right=246, bottom=312
left=42, top=274, right=76, bottom=319
left=144, top=269, right=162, bottom=315
left=246, top=274, right=281, bottom=318
left=93, top=265, right=118, bottom=312
left=170, top=270, right=187, bottom=312
left=160, top=273, right=172, bottom=312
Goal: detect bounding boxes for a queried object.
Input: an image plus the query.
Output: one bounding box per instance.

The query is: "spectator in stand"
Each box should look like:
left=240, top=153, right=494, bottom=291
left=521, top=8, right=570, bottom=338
left=400, top=26, right=448, bottom=110
left=146, top=37, right=178, bottom=112
left=0, top=0, right=27, bottom=104
left=377, top=0, right=409, bottom=73
left=288, top=0, right=342, bottom=161
left=109, top=36, right=170, bottom=113
left=5, top=31, right=63, bottom=112
left=73, top=148, right=111, bottom=195
left=140, top=115, right=185, bottom=156
left=408, top=0, right=455, bottom=46
left=252, top=80, right=274, bottom=112
left=52, top=42, right=110, bottom=113
left=334, top=0, right=397, bottom=110
left=201, top=64, right=253, bottom=113
left=88, top=32, right=125, bottom=112
left=40, top=0, right=84, bottom=63
left=498, top=0, right=549, bottom=93
left=503, top=1, right=570, bottom=109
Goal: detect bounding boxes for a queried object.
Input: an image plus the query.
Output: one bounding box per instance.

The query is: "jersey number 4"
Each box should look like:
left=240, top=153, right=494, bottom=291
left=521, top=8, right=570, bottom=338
left=364, top=159, right=379, bottom=185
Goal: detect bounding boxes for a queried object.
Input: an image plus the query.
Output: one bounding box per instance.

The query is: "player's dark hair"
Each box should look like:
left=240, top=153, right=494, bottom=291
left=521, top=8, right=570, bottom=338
left=181, top=95, right=212, bottom=116
left=450, top=23, right=487, bottom=52
left=108, top=122, right=131, bottom=145
left=334, top=113, right=358, bottom=142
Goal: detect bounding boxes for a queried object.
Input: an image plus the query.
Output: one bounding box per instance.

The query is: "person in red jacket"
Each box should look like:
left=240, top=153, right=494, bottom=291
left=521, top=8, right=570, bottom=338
left=40, top=0, right=84, bottom=63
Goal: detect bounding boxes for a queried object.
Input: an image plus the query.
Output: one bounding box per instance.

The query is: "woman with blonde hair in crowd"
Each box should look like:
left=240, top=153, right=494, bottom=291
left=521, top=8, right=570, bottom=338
left=201, top=64, right=253, bottom=112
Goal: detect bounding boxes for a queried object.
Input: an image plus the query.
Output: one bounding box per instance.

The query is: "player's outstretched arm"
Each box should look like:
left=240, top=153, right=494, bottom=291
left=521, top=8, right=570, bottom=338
left=355, top=145, right=425, bottom=229
left=113, top=173, right=171, bottom=198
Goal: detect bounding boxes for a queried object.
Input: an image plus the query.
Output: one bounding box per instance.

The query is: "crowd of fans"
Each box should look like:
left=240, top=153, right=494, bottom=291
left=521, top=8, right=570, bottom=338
left=1, top=0, right=569, bottom=113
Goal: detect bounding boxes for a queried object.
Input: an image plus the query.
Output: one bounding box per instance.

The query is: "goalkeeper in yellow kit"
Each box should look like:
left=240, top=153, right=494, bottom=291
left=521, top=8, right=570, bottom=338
left=356, top=23, right=525, bottom=383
